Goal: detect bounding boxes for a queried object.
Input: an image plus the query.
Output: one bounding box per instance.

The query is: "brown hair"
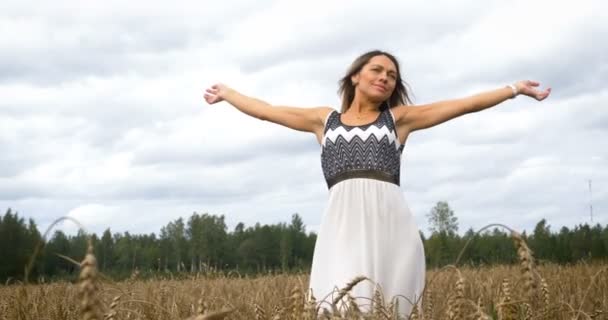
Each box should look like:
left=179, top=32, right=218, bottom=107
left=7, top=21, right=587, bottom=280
left=338, top=50, right=413, bottom=113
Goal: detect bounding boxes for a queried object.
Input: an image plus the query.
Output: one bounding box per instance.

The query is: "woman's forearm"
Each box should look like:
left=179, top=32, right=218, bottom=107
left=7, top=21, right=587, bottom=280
left=222, top=88, right=273, bottom=120
left=464, top=86, right=517, bottom=114
left=404, top=81, right=549, bottom=131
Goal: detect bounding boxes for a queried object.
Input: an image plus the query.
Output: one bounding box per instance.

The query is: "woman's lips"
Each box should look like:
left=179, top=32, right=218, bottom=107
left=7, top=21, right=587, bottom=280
left=373, top=84, right=387, bottom=92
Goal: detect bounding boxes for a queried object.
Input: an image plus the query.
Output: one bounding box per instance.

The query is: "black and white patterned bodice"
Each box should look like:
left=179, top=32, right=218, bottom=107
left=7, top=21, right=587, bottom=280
left=321, top=108, right=404, bottom=189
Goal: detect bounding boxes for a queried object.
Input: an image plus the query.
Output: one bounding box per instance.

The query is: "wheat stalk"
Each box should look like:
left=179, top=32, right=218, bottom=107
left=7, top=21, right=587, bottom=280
left=521, top=302, right=533, bottom=320
left=103, top=295, right=120, bottom=320
left=472, top=297, right=490, bottom=320
left=539, top=276, right=550, bottom=319
left=331, top=275, right=369, bottom=306
left=511, top=231, right=537, bottom=303
left=25, top=216, right=88, bottom=283
left=197, top=297, right=206, bottom=315
left=79, top=240, right=103, bottom=320
left=386, top=296, right=402, bottom=320
left=423, top=286, right=433, bottom=319
left=304, top=288, right=318, bottom=318
left=408, top=303, right=420, bottom=320
left=289, top=285, right=304, bottom=319
left=254, top=303, right=266, bottom=320
left=270, top=304, right=284, bottom=320
left=446, top=271, right=464, bottom=320
left=497, top=278, right=517, bottom=320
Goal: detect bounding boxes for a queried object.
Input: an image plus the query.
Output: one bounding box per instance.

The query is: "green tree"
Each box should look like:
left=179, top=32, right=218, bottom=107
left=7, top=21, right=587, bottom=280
left=289, top=213, right=306, bottom=268
left=187, top=212, right=228, bottom=271
left=279, top=222, right=292, bottom=271
left=113, top=232, right=134, bottom=272
left=44, top=230, right=73, bottom=277
left=426, top=201, right=458, bottom=235
left=165, top=218, right=188, bottom=271
left=159, top=226, right=172, bottom=271
left=0, top=209, right=40, bottom=282
left=530, top=219, right=555, bottom=261
left=99, top=228, right=114, bottom=271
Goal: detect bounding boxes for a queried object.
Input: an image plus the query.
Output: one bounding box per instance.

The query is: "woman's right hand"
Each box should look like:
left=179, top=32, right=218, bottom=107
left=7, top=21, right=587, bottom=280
left=514, top=80, right=551, bottom=101
left=204, top=83, right=230, bottom=105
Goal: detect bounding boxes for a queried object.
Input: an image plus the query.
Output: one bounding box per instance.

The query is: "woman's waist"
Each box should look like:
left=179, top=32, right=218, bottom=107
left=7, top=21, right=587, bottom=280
left=324, top=169, right=400, bottom=190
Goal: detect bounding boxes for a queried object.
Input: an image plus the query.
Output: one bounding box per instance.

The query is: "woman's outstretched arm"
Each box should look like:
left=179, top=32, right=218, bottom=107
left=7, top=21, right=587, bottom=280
left=204, top=83, right=333, bottom=136
left=393, top=80, right=552, bottom=132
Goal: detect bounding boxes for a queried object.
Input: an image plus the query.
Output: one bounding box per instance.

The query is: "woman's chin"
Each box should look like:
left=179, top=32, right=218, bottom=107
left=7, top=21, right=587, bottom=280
left=370, top=96, right=389, bottom=105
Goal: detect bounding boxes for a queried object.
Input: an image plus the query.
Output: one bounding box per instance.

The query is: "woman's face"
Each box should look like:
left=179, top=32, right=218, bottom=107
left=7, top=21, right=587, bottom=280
left=352, top=55, right=398, bottom=103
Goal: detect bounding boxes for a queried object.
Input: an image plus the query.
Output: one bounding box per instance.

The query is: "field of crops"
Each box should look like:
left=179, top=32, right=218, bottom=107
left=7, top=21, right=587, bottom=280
left=1, top=229, right=607, bottom=320
left=1, top=246, right=607, bottom=320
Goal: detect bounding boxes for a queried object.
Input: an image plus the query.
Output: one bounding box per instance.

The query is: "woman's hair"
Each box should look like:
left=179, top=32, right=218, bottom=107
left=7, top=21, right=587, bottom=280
left=338, top=50, right=413, bottom=113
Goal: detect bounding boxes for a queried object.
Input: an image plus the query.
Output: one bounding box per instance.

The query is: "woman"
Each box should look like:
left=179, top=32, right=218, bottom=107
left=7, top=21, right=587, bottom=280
left=204, top=50, right=551, bottom=316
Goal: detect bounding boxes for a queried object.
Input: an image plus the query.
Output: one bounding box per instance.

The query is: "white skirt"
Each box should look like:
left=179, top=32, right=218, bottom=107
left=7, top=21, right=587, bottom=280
left=309, top=178, right=425, bottom=316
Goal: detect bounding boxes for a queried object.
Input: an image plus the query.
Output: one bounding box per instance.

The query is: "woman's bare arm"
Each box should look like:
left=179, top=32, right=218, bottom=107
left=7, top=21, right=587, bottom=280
left=392, top=80, right=552, bottom=132
left=204, top=83, right=333, bottom=135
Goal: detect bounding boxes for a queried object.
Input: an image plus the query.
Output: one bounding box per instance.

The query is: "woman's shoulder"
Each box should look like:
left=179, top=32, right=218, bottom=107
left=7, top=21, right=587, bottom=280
left=317, top=106, right=338, bottom=123
left=318, top=106, right=337, bottom=115
left=388, top=105, right=416, bottom=126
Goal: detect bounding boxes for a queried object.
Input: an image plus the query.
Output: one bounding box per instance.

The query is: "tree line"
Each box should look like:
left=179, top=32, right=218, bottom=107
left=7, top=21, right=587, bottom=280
left=1, top=204, right=607, bottom=283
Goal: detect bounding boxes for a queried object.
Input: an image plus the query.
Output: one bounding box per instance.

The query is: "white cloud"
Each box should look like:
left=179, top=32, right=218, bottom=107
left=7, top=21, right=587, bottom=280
left=0, top=0, right=606, bottom=238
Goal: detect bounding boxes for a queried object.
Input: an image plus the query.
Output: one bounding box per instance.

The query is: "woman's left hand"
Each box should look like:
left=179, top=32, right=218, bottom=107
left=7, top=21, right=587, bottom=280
left=514, top=80, right=552, bottom=101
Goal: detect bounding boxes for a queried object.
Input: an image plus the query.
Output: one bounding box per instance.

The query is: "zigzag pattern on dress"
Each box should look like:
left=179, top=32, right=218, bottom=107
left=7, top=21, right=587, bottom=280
left=323, top=135, right=398, bottom=171
left=323, top=125, right=401, bottom=150
left=320, top=108, right=404, bottom=188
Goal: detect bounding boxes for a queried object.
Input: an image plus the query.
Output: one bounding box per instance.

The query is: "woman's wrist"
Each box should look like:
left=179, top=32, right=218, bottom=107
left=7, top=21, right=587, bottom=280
left=507, top=83, right=519, bottom=99
left=221, top=87, right=239, bottom=102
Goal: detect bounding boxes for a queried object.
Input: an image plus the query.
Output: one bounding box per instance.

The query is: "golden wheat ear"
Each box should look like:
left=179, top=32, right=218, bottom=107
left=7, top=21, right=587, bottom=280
left=331, top=275, right=368, bottom=306
left=289, top=285, right=305, bottom=319
left=253, top=303, right=266, bottom=320
left=79, top=239, right=103, bottom=320
left=510, top=230, right=537, bottom=304
left=408, top=303, right=420, bottom=320
left=497, top=278, right=517, bottom=320
left=539, top=276, right=550, bottom=318
left=104, top=294, right=121, bottom=320
left=446, top=270, right=465, bottom=320
left=472, top=297, right=491, bottom=320
left=423, top=286, right=433, bottom=319
left=303, top=288, right=319, bottom=319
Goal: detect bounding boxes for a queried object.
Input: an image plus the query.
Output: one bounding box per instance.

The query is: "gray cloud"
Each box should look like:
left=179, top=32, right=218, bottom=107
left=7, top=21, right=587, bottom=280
left=0, top=21, right=209, bottom=85
left=228, top=0, right=489, bottom=74
left=0, top=0, right=268, bottom=85
left=1, top=0, right=605, bottom=237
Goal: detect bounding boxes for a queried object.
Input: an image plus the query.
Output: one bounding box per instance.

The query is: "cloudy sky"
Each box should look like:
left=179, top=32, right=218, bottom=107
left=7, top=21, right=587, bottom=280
left=1, top=0, right=606, bottom=238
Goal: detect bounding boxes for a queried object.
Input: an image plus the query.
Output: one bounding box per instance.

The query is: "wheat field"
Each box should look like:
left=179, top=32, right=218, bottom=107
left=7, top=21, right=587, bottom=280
left=1, top=235, right=607, bottom=319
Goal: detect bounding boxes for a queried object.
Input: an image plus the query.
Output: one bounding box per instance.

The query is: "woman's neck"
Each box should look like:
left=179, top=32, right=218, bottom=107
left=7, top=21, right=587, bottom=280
left=348, top=96, right=379, bottom=114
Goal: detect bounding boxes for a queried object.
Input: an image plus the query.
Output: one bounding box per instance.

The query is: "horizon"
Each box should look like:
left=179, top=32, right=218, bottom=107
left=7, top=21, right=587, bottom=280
left=2, top=207, right=604, bottom=240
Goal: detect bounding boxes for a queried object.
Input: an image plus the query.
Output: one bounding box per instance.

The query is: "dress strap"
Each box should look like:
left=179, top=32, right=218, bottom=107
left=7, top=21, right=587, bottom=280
left=323, top=110, right=338, bottom=134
